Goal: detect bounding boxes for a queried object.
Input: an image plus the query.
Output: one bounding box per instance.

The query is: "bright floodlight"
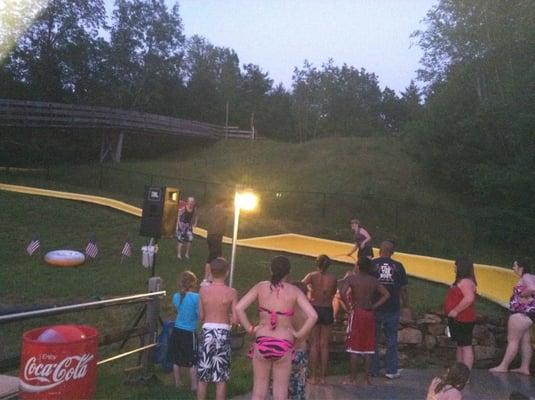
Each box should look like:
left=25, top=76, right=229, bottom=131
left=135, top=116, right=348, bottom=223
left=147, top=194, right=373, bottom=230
left=235, top=191, right=258, bottom=211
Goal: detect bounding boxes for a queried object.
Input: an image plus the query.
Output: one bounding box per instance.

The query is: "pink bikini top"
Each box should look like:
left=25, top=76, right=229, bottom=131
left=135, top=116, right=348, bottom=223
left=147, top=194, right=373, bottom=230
left=258, top=307, right=294, bottom=330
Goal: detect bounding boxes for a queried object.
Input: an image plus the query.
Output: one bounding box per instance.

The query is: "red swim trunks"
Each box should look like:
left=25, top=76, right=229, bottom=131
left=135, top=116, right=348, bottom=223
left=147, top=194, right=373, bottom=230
left=346, top=308, right=375, bottom=354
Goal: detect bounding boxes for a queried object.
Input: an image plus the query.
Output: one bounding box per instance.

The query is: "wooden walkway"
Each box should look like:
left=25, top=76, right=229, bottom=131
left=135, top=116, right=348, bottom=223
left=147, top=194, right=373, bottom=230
left=0, top=98, right=254, bottom=162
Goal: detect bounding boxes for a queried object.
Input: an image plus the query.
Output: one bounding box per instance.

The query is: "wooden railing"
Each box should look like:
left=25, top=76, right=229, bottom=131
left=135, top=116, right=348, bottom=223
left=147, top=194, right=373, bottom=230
left=0, top=98, right=253, bottom=139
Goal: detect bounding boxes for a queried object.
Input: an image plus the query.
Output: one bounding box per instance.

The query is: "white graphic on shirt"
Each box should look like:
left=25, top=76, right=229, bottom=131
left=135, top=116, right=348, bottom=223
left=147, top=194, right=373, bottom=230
left=379, top=264, right=394, bottom=283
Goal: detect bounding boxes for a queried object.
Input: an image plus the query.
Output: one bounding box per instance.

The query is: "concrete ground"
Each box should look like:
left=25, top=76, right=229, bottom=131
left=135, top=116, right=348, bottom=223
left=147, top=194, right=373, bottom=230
left=231, top=368, right=535, bottom=399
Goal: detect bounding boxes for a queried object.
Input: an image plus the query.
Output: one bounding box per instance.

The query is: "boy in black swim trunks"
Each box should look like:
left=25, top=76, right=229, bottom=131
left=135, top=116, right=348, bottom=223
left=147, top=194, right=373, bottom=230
left=302, top=255, right=338, bottom=385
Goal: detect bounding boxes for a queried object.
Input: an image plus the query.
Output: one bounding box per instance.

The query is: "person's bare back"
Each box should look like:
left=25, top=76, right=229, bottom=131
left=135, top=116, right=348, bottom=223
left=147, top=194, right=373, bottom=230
left=341, top=261, right=390, bottom=311
left=345, top=274, right=381, bottom=309
left=200, top=283, right=237, bottom=324
left=305, top=271, right=338, bottom=307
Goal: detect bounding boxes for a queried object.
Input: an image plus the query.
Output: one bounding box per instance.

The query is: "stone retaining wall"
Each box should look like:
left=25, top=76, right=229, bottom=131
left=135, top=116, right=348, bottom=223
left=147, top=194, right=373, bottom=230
left=332, top=311, right=509, bottom=369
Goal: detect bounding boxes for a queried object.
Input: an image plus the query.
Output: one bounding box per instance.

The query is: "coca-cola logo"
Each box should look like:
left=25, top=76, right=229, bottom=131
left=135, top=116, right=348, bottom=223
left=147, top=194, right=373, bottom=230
left=21, top=354, right=94, bottom=393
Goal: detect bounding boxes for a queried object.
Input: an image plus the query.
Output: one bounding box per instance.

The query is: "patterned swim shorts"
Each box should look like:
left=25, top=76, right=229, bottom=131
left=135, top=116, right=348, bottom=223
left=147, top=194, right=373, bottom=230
left=289, top=350, right=308, bottom=400
left=176, top=227, right=194, bottom=243
left=197, top=323, right=231, bottom=383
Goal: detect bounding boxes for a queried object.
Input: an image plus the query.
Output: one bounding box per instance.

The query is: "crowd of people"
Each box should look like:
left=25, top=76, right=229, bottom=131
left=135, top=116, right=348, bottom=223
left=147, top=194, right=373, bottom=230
left=169, top=201, right=534, bottom=399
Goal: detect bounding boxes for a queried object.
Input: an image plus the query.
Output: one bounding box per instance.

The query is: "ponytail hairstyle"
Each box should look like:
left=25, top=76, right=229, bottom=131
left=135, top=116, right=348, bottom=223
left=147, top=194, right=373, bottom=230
left=316, top=254, right=331, bottom=274
left=454, top=256, right=477, bottom=286
left=270, top=256, right=291, bottom=290
left=177, top=270, right=198, bottom=306
left=435, top=362, right=470, bottom=394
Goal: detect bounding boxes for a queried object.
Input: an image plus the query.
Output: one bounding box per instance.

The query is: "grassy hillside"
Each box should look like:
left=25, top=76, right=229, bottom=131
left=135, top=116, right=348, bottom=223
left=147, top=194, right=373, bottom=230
left=1, top=136, right=513, bottom=264
left=126, top=137, right=457, bottom=206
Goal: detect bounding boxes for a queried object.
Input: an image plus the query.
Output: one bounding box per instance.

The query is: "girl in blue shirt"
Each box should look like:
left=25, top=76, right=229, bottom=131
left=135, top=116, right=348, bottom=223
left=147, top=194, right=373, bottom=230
left=168, top=270, right=199, bottom=391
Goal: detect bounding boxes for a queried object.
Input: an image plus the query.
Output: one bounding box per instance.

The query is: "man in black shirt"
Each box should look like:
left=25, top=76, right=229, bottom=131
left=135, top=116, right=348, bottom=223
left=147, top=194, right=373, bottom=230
left=370, top=240, right=409, bottom=379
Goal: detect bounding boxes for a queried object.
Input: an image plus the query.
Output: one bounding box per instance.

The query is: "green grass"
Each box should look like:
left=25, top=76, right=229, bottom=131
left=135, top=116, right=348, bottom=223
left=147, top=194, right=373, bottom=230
left=1, top=136, right=513, bottom=264
left=0, top=190, right=506, bottom=398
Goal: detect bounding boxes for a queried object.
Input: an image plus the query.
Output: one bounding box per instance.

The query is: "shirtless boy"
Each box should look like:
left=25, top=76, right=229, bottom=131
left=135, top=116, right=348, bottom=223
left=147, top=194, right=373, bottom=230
left=302, top=255, right=338, bottom=384
left=341, top=256, right=390, bottom=385
left=197, top=257, right=238, bottom=400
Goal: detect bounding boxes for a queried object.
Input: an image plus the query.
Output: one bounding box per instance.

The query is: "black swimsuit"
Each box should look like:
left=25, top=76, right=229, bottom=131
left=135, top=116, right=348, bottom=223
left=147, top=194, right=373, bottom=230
left=313, top=305, right=334, bottom=325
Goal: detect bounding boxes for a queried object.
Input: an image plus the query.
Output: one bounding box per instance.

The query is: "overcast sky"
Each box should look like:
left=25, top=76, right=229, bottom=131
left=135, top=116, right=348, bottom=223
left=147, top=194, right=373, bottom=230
left=105, top=0, right=437, bottom=94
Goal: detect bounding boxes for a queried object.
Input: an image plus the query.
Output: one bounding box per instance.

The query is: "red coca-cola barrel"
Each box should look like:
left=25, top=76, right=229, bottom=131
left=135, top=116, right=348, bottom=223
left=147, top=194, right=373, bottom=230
left=19, top=325, right=98, bottom=400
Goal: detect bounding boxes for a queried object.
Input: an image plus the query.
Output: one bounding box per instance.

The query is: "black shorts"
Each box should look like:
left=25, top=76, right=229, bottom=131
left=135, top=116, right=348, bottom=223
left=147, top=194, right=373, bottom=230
left=358, top=245, right=374, bottom=258
left=167, top=327, right=197, bottom=367
left=511, top=311, right=535, bottom=323
left=313, top=305, right=334, bottom=325
left=448, top=318, right=474, bottom=347
left=206, top=234, right=223, bottom=263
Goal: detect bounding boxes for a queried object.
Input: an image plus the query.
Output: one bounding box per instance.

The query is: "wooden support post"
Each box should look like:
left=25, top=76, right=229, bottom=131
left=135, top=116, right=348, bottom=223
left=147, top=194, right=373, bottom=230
left=100, top=133, right=107, bottom=163
left=114, top=132, right=124, bottom=163
left=140, top=277, right=161, bottom=376
left=98, top=164, right=104, bottom=189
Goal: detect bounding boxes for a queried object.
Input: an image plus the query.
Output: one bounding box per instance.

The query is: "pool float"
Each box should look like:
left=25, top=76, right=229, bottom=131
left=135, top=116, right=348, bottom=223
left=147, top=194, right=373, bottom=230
left=44, top=250, right=85, bottom=267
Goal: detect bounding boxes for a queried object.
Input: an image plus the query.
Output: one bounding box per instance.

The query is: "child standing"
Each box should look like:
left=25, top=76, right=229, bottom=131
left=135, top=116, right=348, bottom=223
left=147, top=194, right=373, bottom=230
left=289, top=281, right=312, bottom=400
left=168, top=271, right=199, bottom=392
left=197, top=258, right=238, bottom=400
left=340, top=257, right=390, bottom=385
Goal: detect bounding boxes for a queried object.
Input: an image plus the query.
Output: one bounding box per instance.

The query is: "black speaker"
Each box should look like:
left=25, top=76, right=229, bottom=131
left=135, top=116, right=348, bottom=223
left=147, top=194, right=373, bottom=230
left=140, top=186, right=180, bottom=239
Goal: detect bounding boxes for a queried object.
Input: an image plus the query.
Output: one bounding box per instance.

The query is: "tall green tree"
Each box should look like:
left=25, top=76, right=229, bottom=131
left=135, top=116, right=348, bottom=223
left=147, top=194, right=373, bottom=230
left=237, top=63, right=273, bottom=130
left=185, top=35, right=233, bottom=123
left=379, top=87, right=403, bottom=134
left=410, top=0, right=535, bottom=250
left=108, top=0, right=185, bottom=113
left=1, top=0, right=107, bottom=101
left=399, top=80, right=423, bottom=125
left=291, top=60, right=383, bottom=140
left=292, top=60, right=322, bottom=142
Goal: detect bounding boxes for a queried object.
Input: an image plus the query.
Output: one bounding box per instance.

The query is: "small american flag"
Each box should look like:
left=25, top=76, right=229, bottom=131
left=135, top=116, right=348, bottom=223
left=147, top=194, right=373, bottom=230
left=85, top=237, right=99, bottom=259
left=26, top=235, right=40, bottom=256
left=121, top=240, right=132, bottom=258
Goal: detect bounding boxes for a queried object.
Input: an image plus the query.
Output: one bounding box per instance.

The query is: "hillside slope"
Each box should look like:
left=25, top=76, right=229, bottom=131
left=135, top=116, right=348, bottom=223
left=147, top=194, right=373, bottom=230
left=127, top=136, right=460, bottom=209
left=5, top=136, right=504, bottom=263
left=96, top=137, right=481, bottom=261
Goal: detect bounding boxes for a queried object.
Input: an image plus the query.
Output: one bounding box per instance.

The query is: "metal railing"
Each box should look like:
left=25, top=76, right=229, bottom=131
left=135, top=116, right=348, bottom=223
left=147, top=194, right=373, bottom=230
left=0, top=291, right=165, bottom=324
left=0, top=278, right=165, bottom=377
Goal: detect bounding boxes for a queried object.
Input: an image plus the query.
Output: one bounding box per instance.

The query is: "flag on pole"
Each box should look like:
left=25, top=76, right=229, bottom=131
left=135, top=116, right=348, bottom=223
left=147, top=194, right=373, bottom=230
left=121, top=240, right=132, bottom=258
left=85, top=236, right=99, bottom=259
left=26, top=235, right=40, bottom=256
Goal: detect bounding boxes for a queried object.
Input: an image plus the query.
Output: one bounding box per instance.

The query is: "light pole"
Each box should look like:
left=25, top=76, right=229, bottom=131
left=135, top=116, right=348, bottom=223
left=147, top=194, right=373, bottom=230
left=229, top=189, right=258, bottom=288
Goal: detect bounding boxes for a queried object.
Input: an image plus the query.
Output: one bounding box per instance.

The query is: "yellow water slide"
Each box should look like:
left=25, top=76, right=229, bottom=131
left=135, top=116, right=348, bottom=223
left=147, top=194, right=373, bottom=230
left=0, top=183, right=516, bottom=307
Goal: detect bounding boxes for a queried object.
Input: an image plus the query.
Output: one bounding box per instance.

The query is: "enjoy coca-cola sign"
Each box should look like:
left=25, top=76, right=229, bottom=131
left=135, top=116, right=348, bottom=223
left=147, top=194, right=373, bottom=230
left=19, top=325, right=98, bottom=400
left=21, top=354, right=94, bottom=393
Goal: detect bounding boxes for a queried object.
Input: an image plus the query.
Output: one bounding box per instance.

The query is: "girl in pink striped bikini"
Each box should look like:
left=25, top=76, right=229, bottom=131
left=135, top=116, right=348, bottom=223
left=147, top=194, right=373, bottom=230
left=236, top=256, right=318, bottom=400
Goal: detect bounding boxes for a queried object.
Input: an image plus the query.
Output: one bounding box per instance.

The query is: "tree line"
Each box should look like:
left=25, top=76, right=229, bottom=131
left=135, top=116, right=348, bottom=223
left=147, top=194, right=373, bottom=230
left=1, top=0, right=533, bottom=252
left=0, top=0, right=422, bottom=141
left=409, top=0, right=534, bottom=251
